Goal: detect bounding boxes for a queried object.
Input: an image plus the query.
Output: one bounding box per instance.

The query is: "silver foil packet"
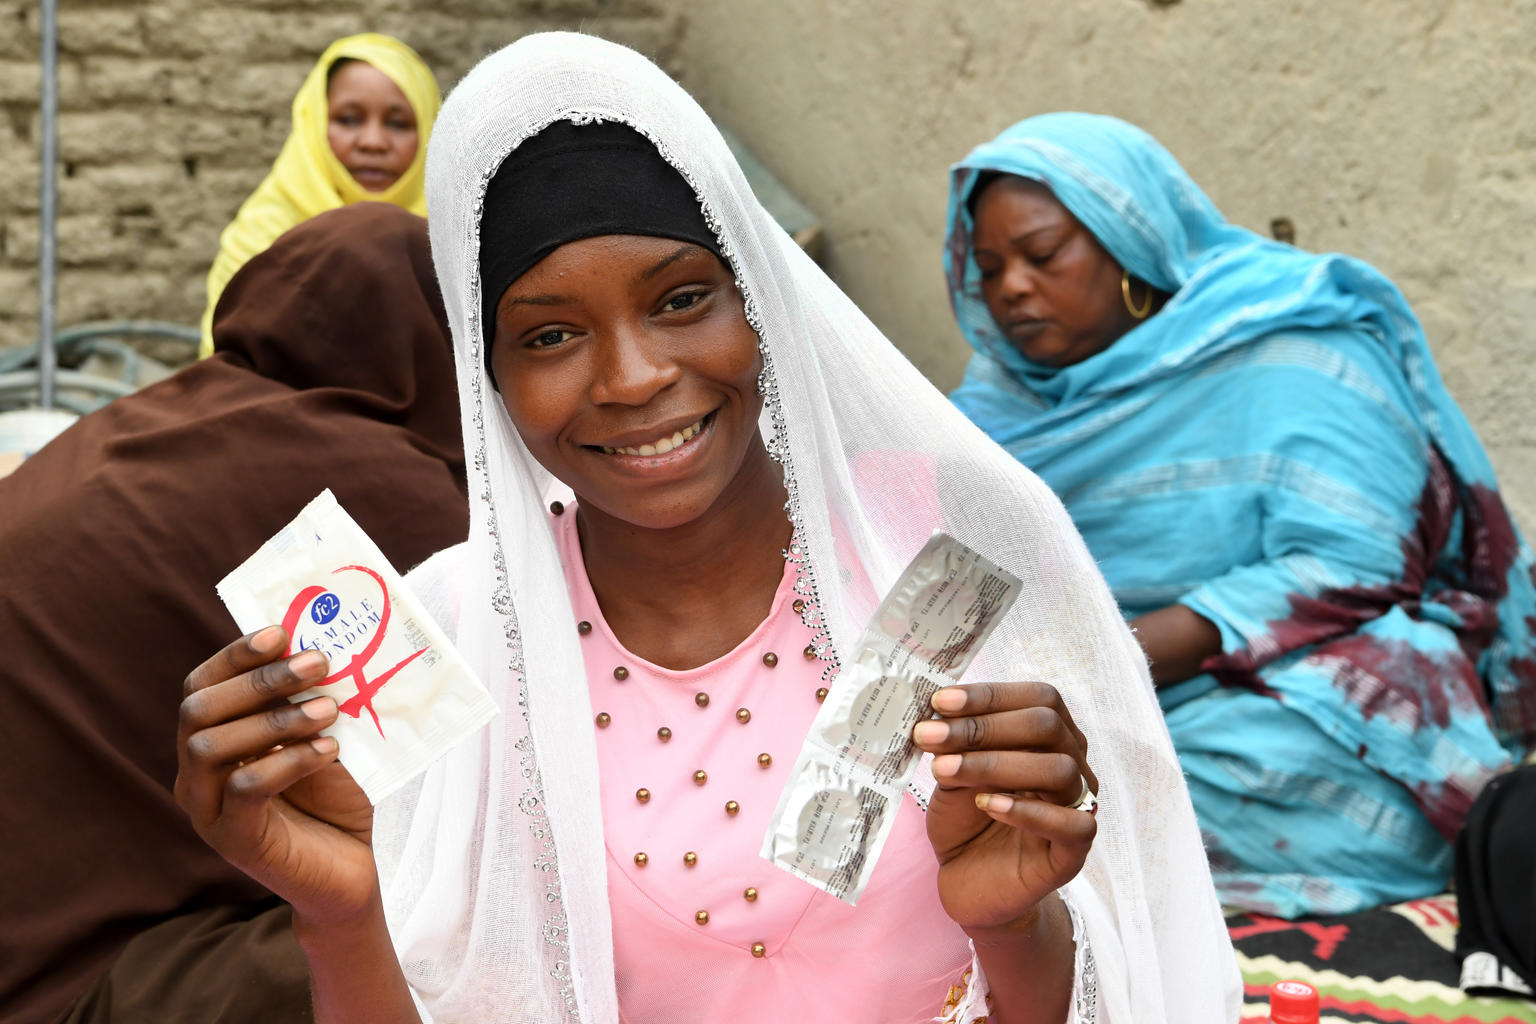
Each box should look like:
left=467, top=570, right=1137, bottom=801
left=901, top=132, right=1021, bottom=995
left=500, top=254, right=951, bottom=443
left=760, top=531, right=1021, bottom=904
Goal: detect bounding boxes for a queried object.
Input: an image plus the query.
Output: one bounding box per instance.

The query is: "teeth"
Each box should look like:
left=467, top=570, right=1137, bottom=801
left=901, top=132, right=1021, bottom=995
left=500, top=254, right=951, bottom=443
left=605, top=418, right=705, bottom=457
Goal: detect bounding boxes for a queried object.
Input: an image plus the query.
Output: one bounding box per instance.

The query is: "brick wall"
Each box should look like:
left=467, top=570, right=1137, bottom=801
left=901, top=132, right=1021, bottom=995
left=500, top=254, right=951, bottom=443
left=0, top=0, right=685, bottom=352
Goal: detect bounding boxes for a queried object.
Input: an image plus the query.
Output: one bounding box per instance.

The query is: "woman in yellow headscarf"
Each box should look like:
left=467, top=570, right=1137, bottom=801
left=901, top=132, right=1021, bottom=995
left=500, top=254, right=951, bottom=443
left=198, top=33, right=441, bottom=356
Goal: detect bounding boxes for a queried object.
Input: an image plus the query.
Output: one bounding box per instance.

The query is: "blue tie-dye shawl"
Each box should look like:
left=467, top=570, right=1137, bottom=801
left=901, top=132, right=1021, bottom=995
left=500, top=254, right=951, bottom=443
left=945, top=113, right=1536, bottom=912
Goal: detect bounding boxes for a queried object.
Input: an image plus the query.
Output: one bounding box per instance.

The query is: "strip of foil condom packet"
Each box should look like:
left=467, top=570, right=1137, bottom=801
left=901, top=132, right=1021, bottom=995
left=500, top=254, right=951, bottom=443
left=216, top=489, right=499, bottom=805
left=760, top=531, right=1021, bottom=904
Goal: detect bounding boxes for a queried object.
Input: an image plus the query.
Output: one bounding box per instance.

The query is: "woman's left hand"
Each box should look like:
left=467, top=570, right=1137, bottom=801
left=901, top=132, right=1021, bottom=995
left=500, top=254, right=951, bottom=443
left=914, top=681, right=1098, bottom=936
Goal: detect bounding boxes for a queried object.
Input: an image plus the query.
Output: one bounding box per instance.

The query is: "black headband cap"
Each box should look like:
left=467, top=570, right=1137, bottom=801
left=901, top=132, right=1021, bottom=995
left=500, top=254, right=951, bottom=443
left=478, top=119, right=722, bottom=350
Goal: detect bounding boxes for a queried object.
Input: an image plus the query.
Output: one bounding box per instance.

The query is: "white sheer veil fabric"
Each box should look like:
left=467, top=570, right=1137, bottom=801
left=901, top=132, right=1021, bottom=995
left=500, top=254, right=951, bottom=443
left=373, top=31, right=1239, bottom=1024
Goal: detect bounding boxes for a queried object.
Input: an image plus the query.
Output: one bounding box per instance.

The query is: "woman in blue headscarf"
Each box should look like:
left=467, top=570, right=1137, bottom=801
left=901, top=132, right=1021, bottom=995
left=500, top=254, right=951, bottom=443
left=944, top=112, right=1536, bottom=918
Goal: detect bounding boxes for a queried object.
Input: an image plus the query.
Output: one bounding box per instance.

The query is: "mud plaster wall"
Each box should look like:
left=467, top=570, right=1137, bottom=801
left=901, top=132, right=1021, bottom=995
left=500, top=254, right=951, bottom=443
left=674, top=0, right=1536, bottom=529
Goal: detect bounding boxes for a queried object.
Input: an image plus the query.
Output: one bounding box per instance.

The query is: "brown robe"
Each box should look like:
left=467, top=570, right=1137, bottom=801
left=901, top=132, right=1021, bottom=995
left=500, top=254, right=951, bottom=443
left=0, top=203, right=467, bottom=1024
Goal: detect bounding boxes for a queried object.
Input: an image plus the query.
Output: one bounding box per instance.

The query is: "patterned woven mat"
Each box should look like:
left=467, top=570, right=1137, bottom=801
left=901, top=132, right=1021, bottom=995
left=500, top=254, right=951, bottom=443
left=1228, top=895, right=1534, bottom=1023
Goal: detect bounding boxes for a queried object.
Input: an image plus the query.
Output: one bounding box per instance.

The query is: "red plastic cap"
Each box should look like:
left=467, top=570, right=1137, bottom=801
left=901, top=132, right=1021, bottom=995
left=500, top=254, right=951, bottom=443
left=1270, top=979, right=1320, bottom=1023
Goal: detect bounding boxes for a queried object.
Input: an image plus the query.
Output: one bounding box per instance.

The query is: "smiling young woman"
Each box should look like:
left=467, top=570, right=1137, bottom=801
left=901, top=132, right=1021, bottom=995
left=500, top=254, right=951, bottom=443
left=492, top=233, right=792, bottom=669
left=492, top=236, right=773, bottom=534
left=171, top=35, right=1238, bottom=1024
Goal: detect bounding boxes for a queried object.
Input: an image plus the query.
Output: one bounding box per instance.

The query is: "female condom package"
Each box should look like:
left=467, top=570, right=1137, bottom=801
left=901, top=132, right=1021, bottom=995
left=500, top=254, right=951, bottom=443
left=217, top=489, right=499, bottom=804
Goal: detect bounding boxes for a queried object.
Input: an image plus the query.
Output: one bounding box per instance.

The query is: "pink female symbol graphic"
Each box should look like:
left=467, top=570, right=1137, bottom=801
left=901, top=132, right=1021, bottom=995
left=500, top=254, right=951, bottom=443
left=280, top=564, right=429, bottom=738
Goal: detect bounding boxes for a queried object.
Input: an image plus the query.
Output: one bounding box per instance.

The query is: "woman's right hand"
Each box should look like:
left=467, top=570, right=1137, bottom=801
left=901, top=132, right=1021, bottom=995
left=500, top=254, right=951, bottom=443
left=175, top=625, right=379, bottom=924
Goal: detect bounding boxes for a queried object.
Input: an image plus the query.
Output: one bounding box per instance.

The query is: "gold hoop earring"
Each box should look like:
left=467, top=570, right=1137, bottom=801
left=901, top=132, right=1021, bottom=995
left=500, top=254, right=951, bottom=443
left=1121, top=271, right=1152, bottom=320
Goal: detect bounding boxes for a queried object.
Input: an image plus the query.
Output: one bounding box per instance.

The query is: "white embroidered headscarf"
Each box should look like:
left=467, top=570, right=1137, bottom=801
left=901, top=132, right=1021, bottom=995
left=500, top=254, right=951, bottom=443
left=374, top=31, right=1240, bottom=1023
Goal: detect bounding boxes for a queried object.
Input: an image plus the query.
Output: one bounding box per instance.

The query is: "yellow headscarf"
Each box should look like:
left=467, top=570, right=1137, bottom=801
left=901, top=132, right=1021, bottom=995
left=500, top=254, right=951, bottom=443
left=198, top=33, right=441, bottom=356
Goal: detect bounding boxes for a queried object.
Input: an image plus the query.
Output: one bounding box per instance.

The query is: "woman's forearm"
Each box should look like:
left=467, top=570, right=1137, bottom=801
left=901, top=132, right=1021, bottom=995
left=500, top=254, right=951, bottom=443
left=969, top=891, right=1076, bottom=1024
left=1129, top=604, right=1222, bottom=687
left=293, top=895, right=421, bottom=1024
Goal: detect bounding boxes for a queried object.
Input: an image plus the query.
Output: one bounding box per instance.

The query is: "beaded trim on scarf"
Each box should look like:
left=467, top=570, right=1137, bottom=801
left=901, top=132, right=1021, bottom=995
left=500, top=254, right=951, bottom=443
left=935, top=897, right=1098, bottom=1023
left=1066, top=894, right=1099, bottom=1022
left=466, top=129, right=580, bottom=1017
left=937, top=966, right=993, bottom=1023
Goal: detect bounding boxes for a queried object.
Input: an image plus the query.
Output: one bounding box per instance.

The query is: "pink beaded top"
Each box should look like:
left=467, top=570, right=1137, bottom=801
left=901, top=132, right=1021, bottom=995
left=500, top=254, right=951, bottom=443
left=554, top=504, right=973, bottom=1023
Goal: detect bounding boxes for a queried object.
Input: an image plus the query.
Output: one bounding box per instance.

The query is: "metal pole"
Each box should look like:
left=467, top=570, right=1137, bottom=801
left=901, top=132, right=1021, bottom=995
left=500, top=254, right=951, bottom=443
left=37, top=0, right=58, bottom=409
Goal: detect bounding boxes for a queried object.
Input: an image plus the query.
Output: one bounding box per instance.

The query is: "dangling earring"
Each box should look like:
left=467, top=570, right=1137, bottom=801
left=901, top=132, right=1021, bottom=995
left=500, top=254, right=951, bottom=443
left=1121, top=270, right=1152, bottom=320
